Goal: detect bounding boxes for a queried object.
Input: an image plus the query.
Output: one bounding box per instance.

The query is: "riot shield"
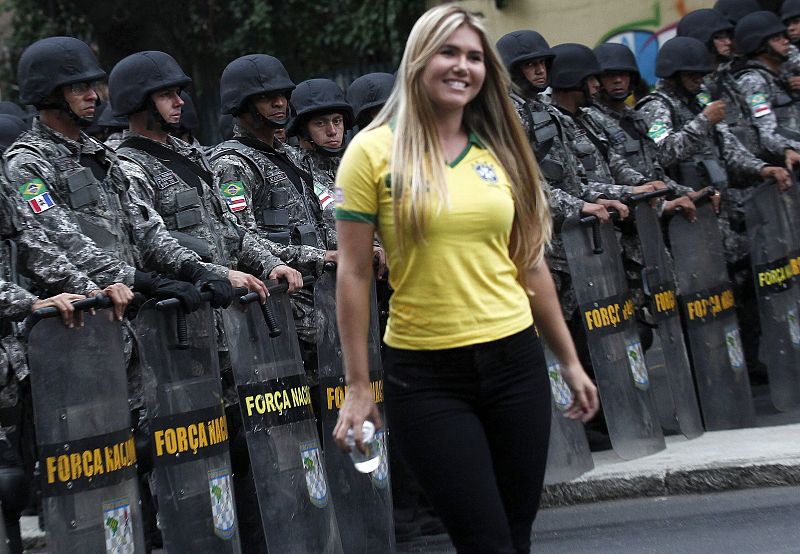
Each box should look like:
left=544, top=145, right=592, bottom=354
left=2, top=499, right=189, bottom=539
left=315, top=271, right=395, bottom=554
left=746, top=183, right=800, bottom=411
left=135, top=302, right=241, bottom=552
left=635, top=202, right=704, bottom=439
left=221, top=290, right=342, bottom=553
left=28, top=308, right=145, bottom=553
left=669, top=204, right=756, bottom=430
left=562, top=216, right=666, bottom=460
left=541, top=343, right=593, bottom=484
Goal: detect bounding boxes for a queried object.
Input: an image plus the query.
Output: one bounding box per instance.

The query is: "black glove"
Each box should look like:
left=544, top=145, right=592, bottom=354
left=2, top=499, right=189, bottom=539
left=134, top=270, right=202, bottom=313
left=179, top=262, right=234, bottom=309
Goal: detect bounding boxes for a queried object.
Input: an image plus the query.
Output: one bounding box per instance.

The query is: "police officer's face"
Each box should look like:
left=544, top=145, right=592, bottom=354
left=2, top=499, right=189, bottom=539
left=599, top=71, right=630, bottom=98
left=151, top=87, right=184, bottom=124
left=712, top=31, right=733, bottom=57
left=306, top=113, right=344, bottom=149
left=678, top=72, right=705, bottom=94
left=767, top=33, right=790, bottom=57
left=584, top=76, right=600, bottom=104
left=253, top=92, right=289, bottom=123
left=788, top=17, right=800, bottom=41
left=521, top=58, right=547, bottom=88
left=63, top=81, right=99, bottom=120
left=421, top=24, right=486, bottom=113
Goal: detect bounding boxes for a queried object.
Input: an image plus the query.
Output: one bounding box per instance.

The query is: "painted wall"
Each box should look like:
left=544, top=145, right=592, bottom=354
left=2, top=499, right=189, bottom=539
left=440, top=0, right=716, bottom=85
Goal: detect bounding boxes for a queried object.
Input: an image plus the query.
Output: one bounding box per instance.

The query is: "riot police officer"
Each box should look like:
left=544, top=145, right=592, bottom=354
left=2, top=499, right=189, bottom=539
left=734, top=11, right=800, bottom=154
left=782, top=0, right=800, bottom=72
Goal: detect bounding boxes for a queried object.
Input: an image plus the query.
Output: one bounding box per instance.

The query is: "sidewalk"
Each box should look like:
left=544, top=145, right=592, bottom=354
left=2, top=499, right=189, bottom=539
left=543, top=421, right=800, bottom=507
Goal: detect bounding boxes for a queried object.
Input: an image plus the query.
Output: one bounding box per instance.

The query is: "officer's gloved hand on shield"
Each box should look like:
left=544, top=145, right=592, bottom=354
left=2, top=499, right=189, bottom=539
left=179, top=262, right=235, bottom=308
left=133, top=269, right=202, bottom=312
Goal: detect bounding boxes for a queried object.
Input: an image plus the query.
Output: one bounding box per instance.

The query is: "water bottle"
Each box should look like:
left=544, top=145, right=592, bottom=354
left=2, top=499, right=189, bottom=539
left=345, top=421, right=381, bottom=473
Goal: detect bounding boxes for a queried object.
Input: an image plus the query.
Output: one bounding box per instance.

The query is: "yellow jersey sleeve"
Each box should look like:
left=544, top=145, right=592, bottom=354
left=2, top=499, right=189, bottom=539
left=334, top=130, right=381, bottom=225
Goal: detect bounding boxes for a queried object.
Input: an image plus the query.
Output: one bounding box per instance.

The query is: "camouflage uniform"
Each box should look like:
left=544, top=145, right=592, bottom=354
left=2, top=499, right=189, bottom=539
left=297, top=148, right=340, bottom=243
left=115, top=131, right=285, bottom=280
left=636, top=80, right=766, bottom=265
left=3, top=119, right=204, bottom=287
left=734, top=59, right=800, bottom=159
left=783, top=43, right=800, bottom=74
left=104, top=131, right=124, bottom=151
left=209, top=127, right=334, bottom=347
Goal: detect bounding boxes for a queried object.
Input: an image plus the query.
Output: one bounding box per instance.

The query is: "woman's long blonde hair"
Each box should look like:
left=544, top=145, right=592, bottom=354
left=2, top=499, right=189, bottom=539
left=367, top=4, right=552, bottom=273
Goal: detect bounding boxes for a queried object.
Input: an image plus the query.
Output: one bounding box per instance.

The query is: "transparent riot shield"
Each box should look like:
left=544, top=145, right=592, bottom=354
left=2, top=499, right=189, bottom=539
left=562, top=216, right=666, bottom=460
left=28, top=308, right=145, bottom=553
left=315, top=271, right=395, bottom=554
left=635, top=203, right=704, bottom=439
left=669, top=204, right=756, bottom=430
left=541, top=342, right=593, bottom=484
left=135, top=301, right=241, bottom=552
left=222, top=290, right=342, bottom=553
left=746, top=183, right=800, bottom=411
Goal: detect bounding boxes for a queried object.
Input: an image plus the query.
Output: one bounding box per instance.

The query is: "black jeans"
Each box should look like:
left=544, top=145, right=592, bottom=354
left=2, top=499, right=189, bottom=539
left=384, top=326, right=551, bottom=554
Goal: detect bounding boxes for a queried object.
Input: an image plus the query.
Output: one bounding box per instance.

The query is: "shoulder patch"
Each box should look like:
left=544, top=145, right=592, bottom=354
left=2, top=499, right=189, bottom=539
left=647, top=121, right=669, bottom=144
left=18, top=178, right=55, bottom=214
left=747, top=93, right=771, bottom=118
left=220, top=181, right=247, bottom=212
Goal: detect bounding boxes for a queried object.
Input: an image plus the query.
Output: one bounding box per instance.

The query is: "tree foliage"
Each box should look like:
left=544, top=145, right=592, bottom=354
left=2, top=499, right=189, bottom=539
left=1, top=0, right=425, bottom=140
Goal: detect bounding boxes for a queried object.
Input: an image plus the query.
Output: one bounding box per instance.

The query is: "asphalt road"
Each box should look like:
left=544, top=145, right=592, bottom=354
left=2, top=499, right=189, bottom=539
left=398, top=486, right=800, bottom=554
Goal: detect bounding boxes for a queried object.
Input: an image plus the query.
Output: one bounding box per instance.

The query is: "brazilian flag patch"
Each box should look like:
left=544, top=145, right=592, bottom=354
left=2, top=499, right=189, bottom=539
left=647, top=121, right=669, bottom=144
left=220, top=181, right=247, bottom=213
left=18, top=178, right=55, bottom=214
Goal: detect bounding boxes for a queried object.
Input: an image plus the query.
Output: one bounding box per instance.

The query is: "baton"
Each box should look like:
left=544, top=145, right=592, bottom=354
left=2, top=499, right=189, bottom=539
left=239, top=275, right=318, bottom=338
left=156, top=287, right=248, bottom=349
left=624, top=187, right=670, bottom=205
left=31, top=292, right=112, bottom=321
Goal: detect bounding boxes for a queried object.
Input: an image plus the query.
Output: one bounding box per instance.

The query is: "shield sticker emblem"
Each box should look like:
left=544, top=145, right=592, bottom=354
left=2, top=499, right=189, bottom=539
left=547, top=361, right=573, bottom=412
left=103, top=497, right=135, bottom=554
left=626, top=340, right=650, bottom=390
left=301, top=441, right=328, bottom=507
left=370, top=429, right=389, bottom=489
left=208, top=467, right=236, bottom=539
left=724, top=325, right=746, bottom=374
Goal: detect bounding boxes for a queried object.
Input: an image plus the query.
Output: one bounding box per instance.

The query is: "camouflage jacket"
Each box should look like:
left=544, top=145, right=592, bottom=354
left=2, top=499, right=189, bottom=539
left=548, top=104, right=639, bottom=200
left=296, top=148, right=340, bottom=245
left=115, top=131, right=284, bottom=281
left=509, top=92, right=585, bottom=225
left=3, top=119, right=202, bottom=288
left=104, top=131, right=124, bottom=151
left=588, top=101, right=693, bottom=197
left=734, top=59, right=800, bottom=160
left=783, top=43, right=800, bottom=75
left=208, top=127, right=335, bottom=342
left=636, top=80, right=765, bottom=188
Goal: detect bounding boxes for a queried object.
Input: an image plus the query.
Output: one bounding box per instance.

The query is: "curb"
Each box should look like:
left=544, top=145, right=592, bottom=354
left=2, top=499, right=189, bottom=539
left=541, top=462, right=800, bottom=507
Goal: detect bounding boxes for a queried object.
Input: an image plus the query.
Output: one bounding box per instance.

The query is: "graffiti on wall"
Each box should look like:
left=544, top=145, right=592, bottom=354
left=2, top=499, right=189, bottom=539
left=599, top=0, right=690, bottom=85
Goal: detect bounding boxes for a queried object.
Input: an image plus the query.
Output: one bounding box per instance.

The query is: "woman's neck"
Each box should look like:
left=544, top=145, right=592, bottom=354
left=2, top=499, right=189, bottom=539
left=434, top=107, right=466, bottom=141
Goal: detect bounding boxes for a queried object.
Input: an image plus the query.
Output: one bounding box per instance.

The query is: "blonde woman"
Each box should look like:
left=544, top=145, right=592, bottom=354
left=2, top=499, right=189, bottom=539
left=332, top=5, right=598, bottom=552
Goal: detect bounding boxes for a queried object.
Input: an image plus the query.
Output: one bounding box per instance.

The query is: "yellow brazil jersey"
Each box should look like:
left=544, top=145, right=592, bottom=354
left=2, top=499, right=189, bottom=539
left=335, top=124, right=533, bottom=350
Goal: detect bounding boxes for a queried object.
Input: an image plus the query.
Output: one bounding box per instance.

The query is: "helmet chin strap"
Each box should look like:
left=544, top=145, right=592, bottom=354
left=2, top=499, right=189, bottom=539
left=248, top=101, right=289, bottom=130
left=145, top=99, right=180, bottom=134
left=59, top=98, right=94, bottom=129
left=765, top=44, right=790, bottom=63
left=301, top=127, right=344, bottom=157
left=601, top=88, right=630, bottom=103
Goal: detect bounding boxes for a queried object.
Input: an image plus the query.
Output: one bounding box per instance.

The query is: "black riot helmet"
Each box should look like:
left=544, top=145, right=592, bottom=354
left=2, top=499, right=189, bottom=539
left=677, top=9, right=734, bottom=47
left=550, top=43, right=602, bottom=90
left=0, top=115, right=28, bottom=151
left=735, top=11, right=789, bottom=57
left=496, top=30, right=554, bottom=94
left=17, top=37, right=106, bottom=106
left=287, top=79, right=353, bottom=156
left=655, top=37, right=713, bottom=78
left=713, top=0, right=761, bottom=24
left=0, top=101, right=28, bottom=120
left=17, top=36, right=106, bottom=127
left=346, top=72, right=394, bottom=129
left=782, top=0, right=800, bottom=23
left=108, top=51, right=192, bottom=117
left=96, top=104, right=128, bottom=131
left=594, top=43, right=640, bottom=100
left=219, top=54, right=295, bottom=129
